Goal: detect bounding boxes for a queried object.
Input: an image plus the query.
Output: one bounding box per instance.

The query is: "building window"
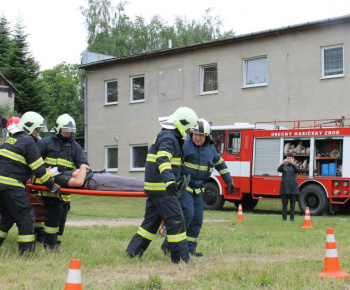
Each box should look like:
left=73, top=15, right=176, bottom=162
left=105, top=147, right=118, bottom=171
left=200, top=64, right=218, bottom=94
left=105, top=80, right=118, bottom=104
left=130, top=75, right=145, bottom=103
left=243, top=57, right=268, bottom=87
left=130, top=144, right=148, bottom=170
left=321, top=45, right=344, bottom=79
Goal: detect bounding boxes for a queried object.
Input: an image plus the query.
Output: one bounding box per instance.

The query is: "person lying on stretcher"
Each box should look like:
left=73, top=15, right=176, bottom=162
left=34, top=164, right=144, bottom=192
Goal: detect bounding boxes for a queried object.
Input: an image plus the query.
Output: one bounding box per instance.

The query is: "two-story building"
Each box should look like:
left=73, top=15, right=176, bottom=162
left=80, top=15, right=350, bottom=178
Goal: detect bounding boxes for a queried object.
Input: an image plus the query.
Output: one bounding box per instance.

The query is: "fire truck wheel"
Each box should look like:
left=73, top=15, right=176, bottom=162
left=233, top=195, right=259, bottom=210
left=298, top=184, right=329, bottom=216
left=203, top=182, right=225, bottom=210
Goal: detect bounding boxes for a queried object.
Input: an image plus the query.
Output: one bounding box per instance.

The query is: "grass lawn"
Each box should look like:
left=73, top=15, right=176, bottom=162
left=1, top=196, right=350, bottom=289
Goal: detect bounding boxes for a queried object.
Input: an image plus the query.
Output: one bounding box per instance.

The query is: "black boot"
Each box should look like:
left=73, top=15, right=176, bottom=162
left=19, top=242, right=35, bottom=255
left=190, top=251, right=203, bottom=257
left=0, top=237, right=5, bottom=247
left=35, top=228, right=45, bottom=244
left=161, top=244, right=170, bottom=256
left=43, top=242, right=60, bottom=250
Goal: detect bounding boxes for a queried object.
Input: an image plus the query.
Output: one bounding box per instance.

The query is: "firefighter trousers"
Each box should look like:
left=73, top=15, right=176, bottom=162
left=0, top=186, right=35, bottom=254
left=42, top=196, right=63, bottom=246
left=162, top=190, right=203, bottom=253
left=126, top=195, right=190, bottom=263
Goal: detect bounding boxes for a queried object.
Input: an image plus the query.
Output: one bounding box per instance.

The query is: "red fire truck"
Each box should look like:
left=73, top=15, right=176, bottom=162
left=204, top=117, right=350, bottom=215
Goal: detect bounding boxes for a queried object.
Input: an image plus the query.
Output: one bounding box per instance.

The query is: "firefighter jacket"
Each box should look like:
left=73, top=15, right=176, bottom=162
left=182, top=137, right=231, bottom=194
left=144, top=129, right=184, bottom=196
left=37, top=134, right=88, bottom=201
left=0, top=132, right=54, bottom=189
left=37, top=134, right=88, bottom=172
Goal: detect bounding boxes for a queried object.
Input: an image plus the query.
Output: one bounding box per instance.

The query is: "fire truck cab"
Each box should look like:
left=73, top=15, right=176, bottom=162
left=204, top=118, right=350, bottom=215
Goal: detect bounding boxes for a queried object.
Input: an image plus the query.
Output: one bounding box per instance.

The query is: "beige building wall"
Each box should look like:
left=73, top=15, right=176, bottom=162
left=83, top=18, right=350, bottom=177
left=0, top=91, right=15, bottom=110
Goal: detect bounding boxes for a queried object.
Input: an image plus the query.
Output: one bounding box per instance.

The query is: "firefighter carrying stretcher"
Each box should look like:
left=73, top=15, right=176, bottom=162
left=0, top=112, right=61, bottom=255
left=126, top=106, right=198, bottom=264
left=161, top=118, right=235, bottom=257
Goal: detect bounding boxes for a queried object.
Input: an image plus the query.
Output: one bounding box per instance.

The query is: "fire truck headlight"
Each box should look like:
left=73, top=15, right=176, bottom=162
left=344, top=182, right=348, bottom=187
left=334, top=190, right=340, bottom=195
left=344, top=191, right=348, bottom=195
left=334, top=182, right=339, bottom=187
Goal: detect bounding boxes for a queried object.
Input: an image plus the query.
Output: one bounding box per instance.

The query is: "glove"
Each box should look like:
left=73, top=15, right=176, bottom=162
left=227, top=182, right=235, bottom=194
left=49, top=183, right=61, bottom=194
left=166, top=182, right=178, bottom=196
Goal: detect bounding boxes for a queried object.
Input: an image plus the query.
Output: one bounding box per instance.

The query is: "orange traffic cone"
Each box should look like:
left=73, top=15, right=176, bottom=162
left=237, top=204, right=244, bottom=221
left=65, top=259, right=82, bottom=290
left=319, top=228, right=349, bottom=279
left=301, top=207, right=314, bottom=229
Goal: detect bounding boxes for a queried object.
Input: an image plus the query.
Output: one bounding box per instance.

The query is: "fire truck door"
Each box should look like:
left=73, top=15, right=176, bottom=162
left=225, top=131, right=243, bottom=189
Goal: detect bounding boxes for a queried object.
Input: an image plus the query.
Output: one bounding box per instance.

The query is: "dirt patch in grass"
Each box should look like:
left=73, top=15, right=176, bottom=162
left=66, top=219, right=230, bottom=227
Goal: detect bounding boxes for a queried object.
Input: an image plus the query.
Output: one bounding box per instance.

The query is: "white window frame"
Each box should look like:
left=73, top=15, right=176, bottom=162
left=321, top=44, right=344, bottom=79
left=130, top=144, right=148, bottom=171
left=200, top=64, right=218, bottom=95
left=130, top=75, right=145, bottom=103
left=105, top=79, right=118, bottom=105
left=243, top=56, right=268, bottom=88
left=105, top=146, right=118, bottom=172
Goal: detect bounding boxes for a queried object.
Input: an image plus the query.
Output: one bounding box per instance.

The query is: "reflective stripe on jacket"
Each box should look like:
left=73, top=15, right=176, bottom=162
left=144, top=129, right=183, bottom=196
left=0, top=132, right=54, bottom=189
left=181, top=137, right=232, bottom=187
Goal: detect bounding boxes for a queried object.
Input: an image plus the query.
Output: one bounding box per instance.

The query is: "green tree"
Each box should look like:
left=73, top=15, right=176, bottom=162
left=2, top=17, right=43, bottom=114
left=0, top=15, right=12, bottom=71
left=81, top=0, right=234, bottom=58
left=41, top=62, right=84, bottom=134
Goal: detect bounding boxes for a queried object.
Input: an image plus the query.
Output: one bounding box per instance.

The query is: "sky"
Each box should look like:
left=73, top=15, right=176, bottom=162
left=1, top=0, right=350, bottom=70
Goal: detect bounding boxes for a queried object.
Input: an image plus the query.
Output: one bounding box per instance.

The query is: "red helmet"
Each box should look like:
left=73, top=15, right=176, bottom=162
left=6, top=116, right=21, bottom=134
left=6, top=116, right=20, bottom=129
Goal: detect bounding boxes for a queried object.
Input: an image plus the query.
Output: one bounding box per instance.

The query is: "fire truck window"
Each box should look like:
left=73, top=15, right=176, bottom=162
left=227, top=132, right=241, bottom=154
left=211, top=130, right=225, bottom=154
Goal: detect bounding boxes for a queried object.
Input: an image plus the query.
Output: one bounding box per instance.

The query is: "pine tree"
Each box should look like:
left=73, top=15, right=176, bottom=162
left=3, top=17, right=44, bottom=114
left=0, top=15, right=12, bottom=71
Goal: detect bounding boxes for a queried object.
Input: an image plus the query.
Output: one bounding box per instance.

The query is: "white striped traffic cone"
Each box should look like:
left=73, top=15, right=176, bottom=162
left=237, top=204, right=243, bottom=221
left=319, top=228, right=349, bottom=279
left=65, top=259, right=82, bottom=289
left=301, top=207, right=313, bottom=229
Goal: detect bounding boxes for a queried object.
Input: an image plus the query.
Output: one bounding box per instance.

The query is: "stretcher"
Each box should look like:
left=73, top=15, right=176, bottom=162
left=26, top=184, right=147, bottom=222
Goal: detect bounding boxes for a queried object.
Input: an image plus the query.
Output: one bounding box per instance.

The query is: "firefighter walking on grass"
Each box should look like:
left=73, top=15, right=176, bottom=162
left=0, top=112, right=60, bottom=255
left=126, top=106, right=198, bottom=264
left=161, top=119, right=235, bottom=257
left=37, top=113, right=89, bottom=249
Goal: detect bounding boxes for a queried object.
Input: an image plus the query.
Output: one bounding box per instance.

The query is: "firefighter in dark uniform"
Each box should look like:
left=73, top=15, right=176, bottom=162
left=37, top=113, right=89, bottom=249
left=162, top=119, right=235, bottom=257
left=0, top=112, right=60, bottom=255
left=126, top=107, right=198, bottom=264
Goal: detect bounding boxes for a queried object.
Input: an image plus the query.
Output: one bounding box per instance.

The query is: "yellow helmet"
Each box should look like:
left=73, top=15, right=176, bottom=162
left=19, top=111, right=48, bottom=134
left=169, top=107, right=198, bottom=138
left=53, top=114, right=76, bottom=134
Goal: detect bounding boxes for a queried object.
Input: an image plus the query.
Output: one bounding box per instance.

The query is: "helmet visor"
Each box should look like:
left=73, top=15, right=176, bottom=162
left=61, top=127, right=76, bottom=133
left=38, top=126, right=48, bottom=132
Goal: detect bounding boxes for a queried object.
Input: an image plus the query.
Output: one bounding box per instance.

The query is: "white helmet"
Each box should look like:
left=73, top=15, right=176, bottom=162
left=19, top=111, right=48, bottom=134
left=191, top=118, right=211, bottom=136
left=53, top=114, right=76, bottom=134
left=169, top=107, right=198, bottom=138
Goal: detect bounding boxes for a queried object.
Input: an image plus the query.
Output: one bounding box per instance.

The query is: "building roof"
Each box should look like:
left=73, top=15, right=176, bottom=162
left=79, top=14, right=350, bottom=69
left=0, top=73, right=19, bottom=93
